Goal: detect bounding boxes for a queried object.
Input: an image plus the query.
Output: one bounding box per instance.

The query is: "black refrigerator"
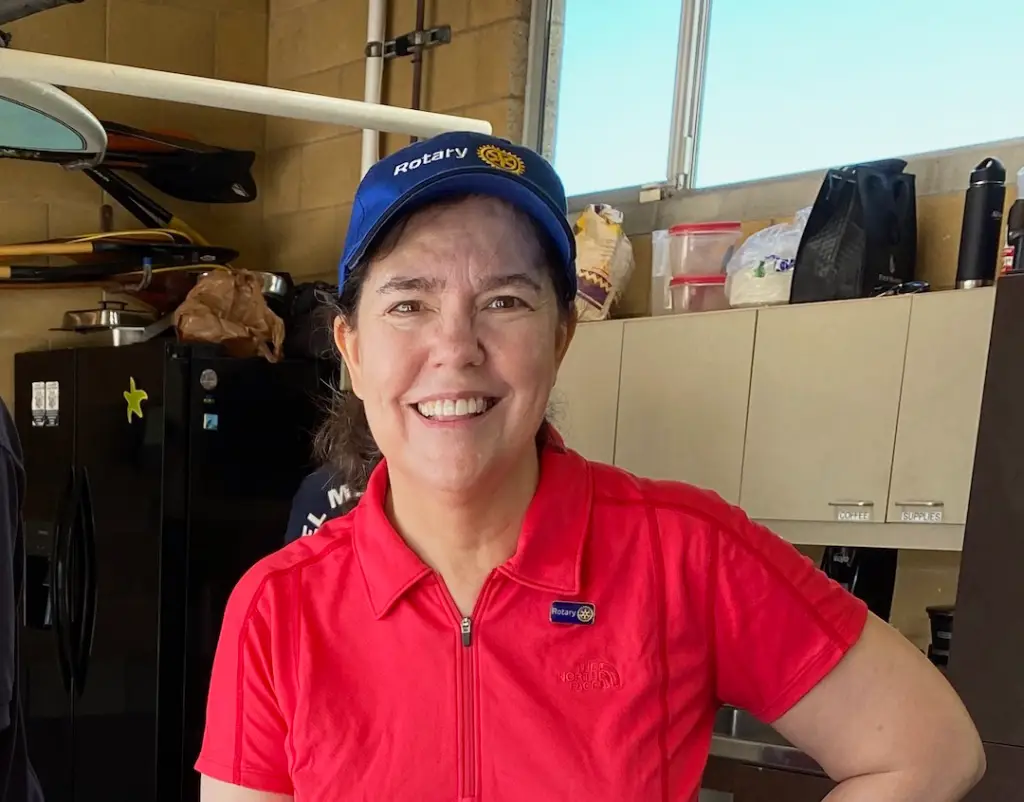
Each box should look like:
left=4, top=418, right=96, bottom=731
left=12, top=340, right=331, bottom=802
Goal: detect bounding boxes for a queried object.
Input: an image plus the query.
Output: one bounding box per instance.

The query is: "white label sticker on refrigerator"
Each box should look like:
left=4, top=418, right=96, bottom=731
left=44, top=381, right=59, bottom=426
left=30, top=382, right=45, bottom=427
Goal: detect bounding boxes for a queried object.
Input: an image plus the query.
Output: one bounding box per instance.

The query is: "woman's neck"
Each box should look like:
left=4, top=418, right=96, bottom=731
left=385, top=448, right=540, bottom=615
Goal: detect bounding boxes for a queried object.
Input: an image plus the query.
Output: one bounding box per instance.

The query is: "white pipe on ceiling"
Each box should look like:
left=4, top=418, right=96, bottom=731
left=0, top=49, right=492, bottom=138
left=361, top=0, right=386, bottom=177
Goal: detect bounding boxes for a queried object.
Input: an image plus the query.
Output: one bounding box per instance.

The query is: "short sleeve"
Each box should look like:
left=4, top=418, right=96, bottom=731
left=194, top=568, right=294, bottom=795
left=710, top=507, right=868, bottom=723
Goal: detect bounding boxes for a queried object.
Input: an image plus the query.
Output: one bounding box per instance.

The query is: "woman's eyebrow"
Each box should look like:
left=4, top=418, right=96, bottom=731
left=376, top=276, right=442, bottom=294
left=377, top=273, right=543, bottom=295
left=479, top=272, right=542, bottom=293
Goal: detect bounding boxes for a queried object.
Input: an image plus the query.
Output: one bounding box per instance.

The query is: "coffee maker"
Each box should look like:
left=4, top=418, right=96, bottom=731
left=820, top=546, right=898, bottom=621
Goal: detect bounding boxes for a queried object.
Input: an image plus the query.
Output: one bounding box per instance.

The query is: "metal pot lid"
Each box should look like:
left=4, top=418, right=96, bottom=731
left=197, top=270, right=291, bottom=299
left=261, top=271, right=290, bottom=300
left=58, top=300, right=156, bottom=331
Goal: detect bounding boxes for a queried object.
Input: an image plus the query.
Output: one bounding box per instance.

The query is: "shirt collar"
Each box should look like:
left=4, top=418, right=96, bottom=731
left=353, top=432, right=592, bottom=619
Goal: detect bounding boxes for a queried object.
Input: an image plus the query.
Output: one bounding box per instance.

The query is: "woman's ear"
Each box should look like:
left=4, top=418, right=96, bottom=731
left=334, top=316, right=364, bottom=400
left=555, top=308, right=578, bottom=368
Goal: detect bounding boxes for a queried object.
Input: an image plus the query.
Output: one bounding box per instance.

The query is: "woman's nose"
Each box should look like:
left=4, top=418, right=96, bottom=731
left=431, top=311, right=484, bottom=368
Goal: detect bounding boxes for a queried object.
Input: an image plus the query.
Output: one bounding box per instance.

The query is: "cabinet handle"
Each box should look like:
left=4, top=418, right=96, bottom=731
left=893, top=500, right=944, bottom=507
left=828, top=500, right=874, bottom=507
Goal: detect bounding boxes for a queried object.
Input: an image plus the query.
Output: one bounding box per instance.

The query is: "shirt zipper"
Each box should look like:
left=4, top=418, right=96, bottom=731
left=460, top=615, right=475, bottom=798
left=439, top=577, right=492, bottom=800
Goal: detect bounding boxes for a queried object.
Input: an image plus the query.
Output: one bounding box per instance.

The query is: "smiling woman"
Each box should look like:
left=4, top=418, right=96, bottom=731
left=332, top=193, right=575, bottom=617
left=195, top=132, right=985, bottom=802
left=311, top=192, right=576, bottom=504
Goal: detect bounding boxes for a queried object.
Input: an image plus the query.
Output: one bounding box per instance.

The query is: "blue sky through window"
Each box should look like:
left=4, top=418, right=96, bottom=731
left=550, top=0, right=1024, bottom=196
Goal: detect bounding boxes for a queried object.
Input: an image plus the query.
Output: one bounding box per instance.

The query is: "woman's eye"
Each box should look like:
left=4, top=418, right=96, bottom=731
left=389, top=300, right=422, bottom=315
left=487, top=296, right=525, bottom=310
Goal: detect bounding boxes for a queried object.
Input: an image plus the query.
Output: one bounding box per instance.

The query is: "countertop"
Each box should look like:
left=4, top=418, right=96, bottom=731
left=709, top=707, right=825, bottom=776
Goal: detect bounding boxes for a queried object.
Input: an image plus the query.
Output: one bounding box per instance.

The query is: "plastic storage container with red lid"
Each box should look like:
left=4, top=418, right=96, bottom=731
left=668, top=274, right=730, bottom=314
left=666, top=221, right=742, bottom=277
left=651, top=220, right=742, bottom=316
left=668, top=221, right=743, bottom=235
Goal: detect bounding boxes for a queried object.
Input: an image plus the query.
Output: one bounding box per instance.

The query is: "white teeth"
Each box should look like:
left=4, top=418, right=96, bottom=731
left=416, top=397, right=491, bottom=419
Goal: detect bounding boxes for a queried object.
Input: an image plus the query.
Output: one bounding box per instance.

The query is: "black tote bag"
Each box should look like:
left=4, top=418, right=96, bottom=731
left=790, top=158, right=917, bottom=303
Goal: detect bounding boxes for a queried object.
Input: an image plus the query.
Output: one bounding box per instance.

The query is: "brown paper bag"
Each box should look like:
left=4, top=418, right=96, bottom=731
left=174, top=269, right=285, bottom=362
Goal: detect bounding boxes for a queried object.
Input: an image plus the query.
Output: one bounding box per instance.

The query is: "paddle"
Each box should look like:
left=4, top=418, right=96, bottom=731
left=0, top=259, right=222, bottom=283
left=30, top=229, right=194, bottom=247
left=100, top=121, right=258, bottom=204
left=83, top=168, right=212, bottom=246
left=0, top=240, right=236, bottom=263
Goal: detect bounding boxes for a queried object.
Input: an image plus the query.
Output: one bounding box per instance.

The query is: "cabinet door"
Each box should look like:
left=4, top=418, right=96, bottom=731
left=887, top=288, right=995, bottom=525
left=702, top=757, right=835, bottom=802
left=965, top=742, right=1024, bottom=802
left=733, top=764, right=834, bottom=802
left=551, top=320, right=623, bottom=464
left=13, top=348, right=77, bottom=802
left=615, top=310, right=756, bottom=503
left=740, top=296, right=911, bottom=522
left=948, top=274, right=1024, bottom=747
left=71, top=342, right=168, bottom=802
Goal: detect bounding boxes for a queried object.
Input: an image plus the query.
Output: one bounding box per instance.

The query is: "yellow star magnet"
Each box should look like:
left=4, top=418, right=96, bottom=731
left=124, top=376, right=148, bottom=423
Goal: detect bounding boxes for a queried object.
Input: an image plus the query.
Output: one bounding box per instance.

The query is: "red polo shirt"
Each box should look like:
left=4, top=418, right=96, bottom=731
left=195, top=437, right=867, bottom=801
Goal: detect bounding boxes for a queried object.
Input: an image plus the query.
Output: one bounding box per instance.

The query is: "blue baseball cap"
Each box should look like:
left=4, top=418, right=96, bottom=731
left=338, top=131, right=576, bottom=295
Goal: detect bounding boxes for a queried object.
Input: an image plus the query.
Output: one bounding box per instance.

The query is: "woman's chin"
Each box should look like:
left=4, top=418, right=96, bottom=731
left=393, top=443, right=514, bottom=499
left=411, top=456, right=494, bottom=496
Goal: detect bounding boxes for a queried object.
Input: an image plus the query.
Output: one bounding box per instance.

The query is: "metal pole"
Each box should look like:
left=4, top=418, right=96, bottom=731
left=0, top=49, right=492, bottom=138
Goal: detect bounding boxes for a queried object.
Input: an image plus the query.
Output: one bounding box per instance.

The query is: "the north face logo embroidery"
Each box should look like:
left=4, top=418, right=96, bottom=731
left=557, top=660, right=620, bottom=692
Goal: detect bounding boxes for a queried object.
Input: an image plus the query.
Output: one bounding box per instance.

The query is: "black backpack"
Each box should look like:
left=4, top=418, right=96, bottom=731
left=284, top=281, right=338, bottom=360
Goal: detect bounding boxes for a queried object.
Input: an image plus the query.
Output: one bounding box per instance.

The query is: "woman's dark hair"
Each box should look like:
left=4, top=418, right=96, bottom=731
left=313, top=195, right=575, bottom=494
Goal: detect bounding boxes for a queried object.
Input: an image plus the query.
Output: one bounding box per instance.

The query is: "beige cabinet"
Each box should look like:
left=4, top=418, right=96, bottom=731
left=551, top=320, right=623, bottom=463
left=886, top=288, right=995, bottom=525
left=614, top=309, right=756, bottom=503
left=740, top=296, right=912, bottom=522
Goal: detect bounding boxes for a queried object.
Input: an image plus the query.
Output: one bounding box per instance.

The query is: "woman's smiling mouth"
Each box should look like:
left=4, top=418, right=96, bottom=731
left=414, top=396, right=499, bottom=421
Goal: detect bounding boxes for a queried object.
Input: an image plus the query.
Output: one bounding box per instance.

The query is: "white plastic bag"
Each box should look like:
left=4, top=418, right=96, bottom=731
left=725, top=207, right=811, bottom=308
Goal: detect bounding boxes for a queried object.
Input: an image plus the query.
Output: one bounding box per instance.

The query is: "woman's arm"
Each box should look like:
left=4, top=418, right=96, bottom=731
left=201, top=775, right=292, bottom=802
left=773, top=614, right=985, bottom=802
left=692, top=499, right=985, bottom=801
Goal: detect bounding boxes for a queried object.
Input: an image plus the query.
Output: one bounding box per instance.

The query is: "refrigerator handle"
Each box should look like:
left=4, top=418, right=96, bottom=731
left=50, top=466, right=77, bottom=697
left=74, top=466, right=98, bottom=695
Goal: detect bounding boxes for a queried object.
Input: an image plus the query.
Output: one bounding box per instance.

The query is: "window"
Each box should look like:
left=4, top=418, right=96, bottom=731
left=537, top=1, right=683, bottom=198
left=529, top=0, right=1024, bottom=198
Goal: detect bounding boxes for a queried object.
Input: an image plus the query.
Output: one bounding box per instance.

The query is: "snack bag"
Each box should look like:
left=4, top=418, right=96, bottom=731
left=573, top=204, right=635, bottom=321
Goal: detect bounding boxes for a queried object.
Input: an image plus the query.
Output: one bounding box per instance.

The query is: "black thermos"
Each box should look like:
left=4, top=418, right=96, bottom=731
left=956, top=157, right=1006, bottom=288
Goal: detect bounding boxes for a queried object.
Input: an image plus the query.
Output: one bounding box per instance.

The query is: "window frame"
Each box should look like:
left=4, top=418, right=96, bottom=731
left=523, top=0, right=711, bottom=209
left=523, top=0, right=1024, bottom=213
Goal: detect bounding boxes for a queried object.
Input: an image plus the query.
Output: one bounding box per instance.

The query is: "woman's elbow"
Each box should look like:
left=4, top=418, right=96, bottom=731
left=955, top=724, right=986, bottom=791
left=920, top=714, right=986, bottom=800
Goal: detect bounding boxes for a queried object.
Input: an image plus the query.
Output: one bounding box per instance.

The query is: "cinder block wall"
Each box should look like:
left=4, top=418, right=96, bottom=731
left=263, top=0, right=530, bottom=283
left=0, top=0, right=269, bottom=405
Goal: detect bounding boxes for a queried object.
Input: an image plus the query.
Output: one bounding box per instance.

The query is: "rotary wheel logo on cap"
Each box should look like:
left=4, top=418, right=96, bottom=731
left=477, top=144, right=526, bottom=175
